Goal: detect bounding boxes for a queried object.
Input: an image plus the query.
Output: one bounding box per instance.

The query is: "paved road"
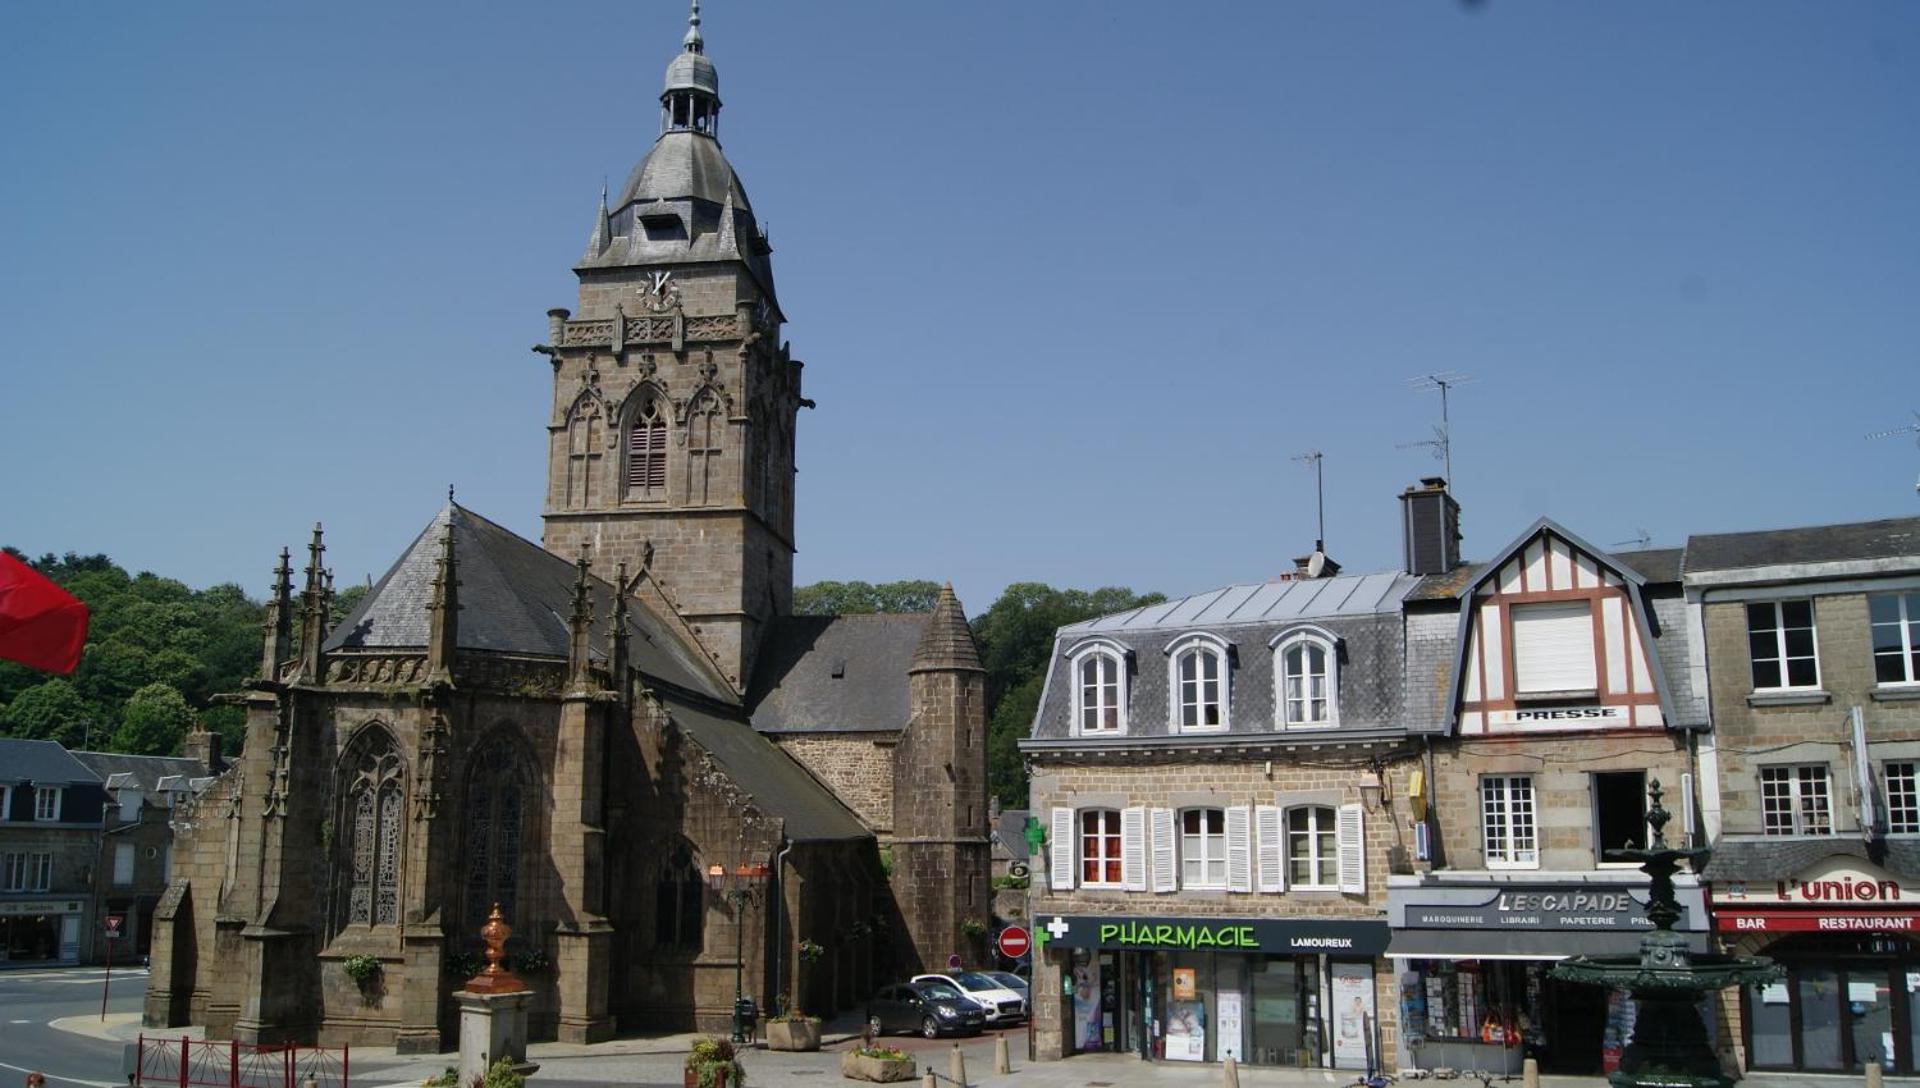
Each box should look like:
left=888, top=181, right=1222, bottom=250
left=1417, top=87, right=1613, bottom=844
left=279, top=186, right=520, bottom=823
left=0, top=966, right=146, bottom=1088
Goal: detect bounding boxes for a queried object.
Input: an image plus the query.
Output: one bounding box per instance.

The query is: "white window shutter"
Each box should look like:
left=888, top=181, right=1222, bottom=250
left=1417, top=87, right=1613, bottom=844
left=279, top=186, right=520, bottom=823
left=1511, top=601, right=1597, bottom=693
left=1121, top=807, right=1147, bottom=891
left=1150, top=807, right=1177, bottom=893
left=1050, top=807, right=1076, bottom=891
left=1680, top=772, right=1697, bottom=842
left=1255, top=805, right=1284, bottom=893
left=1226, top=806, right=1252, bottom=893
left=1337, top=802, right=1366, bottom=894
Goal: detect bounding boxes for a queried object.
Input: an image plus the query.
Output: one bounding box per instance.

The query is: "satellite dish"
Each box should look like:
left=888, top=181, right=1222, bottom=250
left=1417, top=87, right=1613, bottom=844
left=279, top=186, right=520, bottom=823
left=1306, top=551, right=1327, bottom=579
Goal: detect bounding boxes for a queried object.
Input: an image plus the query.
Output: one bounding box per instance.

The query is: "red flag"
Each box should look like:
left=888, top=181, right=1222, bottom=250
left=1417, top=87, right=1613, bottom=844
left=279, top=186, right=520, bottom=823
left=0, top=553, right=90, bottom=674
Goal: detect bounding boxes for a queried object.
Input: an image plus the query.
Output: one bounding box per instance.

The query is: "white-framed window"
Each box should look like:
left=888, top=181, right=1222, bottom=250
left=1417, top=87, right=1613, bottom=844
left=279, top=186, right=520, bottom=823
left=1166, top=634, right=1229, bottom=731
left=1286, top=806, right=1338, bottom=888
left=1275, top=632, right=1337, bottom=728
left=1747, top=600, right=1819, bottom=691
left=1510, top=600, right=1597, bottom=695
left=34, top=786, right=61, bottom=822
left=1481, top=775, right=1538, bottom=868
left=1760, top=764, right=1832, bottom=836
left=1079, top=809, right=1123, bottom=886
left=113, top=843, right=135, bottom=886
left=1886, top=762, right=1920, bottom=835
left=1070, top=643, right=1128, bottom=735
left=1, top=853, right=23, bottom=892
left=30, top=853, right=51, bottom=892
left=1180, top=808, right=1228, bottom=888
left=1871, top=592, right=1920, bottom=686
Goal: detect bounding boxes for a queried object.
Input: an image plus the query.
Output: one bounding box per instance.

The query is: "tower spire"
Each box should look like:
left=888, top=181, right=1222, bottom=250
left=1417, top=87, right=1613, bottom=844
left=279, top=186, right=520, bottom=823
left=684, top=0, right=703, bottom=54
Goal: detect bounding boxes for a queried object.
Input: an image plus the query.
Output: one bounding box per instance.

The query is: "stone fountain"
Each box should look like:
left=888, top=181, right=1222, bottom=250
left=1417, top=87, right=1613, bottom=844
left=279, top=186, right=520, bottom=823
left=1551, top=780, right=1781, bottom=1088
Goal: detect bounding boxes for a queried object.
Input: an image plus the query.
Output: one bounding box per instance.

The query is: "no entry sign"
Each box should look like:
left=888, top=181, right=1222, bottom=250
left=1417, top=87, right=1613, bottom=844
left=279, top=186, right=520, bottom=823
left=996, top=926, right=1031, bottom=959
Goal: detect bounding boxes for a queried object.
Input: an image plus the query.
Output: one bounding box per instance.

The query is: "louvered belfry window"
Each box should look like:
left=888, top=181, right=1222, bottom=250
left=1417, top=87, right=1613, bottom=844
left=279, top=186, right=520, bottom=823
left=627, top=399, right=668, bottom=498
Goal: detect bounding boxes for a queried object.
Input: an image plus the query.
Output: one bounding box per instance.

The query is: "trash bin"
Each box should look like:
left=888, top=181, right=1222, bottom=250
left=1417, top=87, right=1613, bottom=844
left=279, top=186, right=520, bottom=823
left=734, top=997, right=758, bottom=1040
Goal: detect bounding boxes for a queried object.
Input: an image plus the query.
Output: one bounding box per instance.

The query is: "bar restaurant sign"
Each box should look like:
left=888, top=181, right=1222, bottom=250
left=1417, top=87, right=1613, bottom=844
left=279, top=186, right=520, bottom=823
left=1035, top=914, right=1389, bottom=955
left=1712, top=857, right=1920, bottom=934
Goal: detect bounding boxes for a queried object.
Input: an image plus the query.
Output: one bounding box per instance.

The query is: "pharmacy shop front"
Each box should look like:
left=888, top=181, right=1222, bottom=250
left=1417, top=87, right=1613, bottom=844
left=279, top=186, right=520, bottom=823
left=1036, top=914, right=1391, bottom=1070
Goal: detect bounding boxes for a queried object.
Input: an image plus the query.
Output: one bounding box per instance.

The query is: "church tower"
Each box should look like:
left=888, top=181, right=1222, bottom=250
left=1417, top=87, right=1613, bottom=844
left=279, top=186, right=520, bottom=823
left=539, top=2, right=803, bottom=692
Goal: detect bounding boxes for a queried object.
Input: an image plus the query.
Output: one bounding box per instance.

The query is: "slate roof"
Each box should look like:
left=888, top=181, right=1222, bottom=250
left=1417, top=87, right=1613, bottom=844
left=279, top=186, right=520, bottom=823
left=72, top=751, right=207, bottom=792
left=0, top=738, right=100, bottom=786
left=1685, top=516, right=1920, bottom=573
left=1612, top=547, right=1684, bottom=585
left=1703, top=837, right=1920, bottom=883
left=993, top=809, right=1032, bottom=862
left=748, top=614, right=927, bottom=734
left=666, top=696, right=870, bottom=842
left=1059, top=570, right=1419, bottom=636
left=324, top=503, right=731, bottom=702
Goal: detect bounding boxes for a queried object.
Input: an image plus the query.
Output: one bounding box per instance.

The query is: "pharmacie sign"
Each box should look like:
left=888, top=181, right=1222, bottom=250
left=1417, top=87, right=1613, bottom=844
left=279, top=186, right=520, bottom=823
left=1400, top=886, right=1677, bottom=931
left=1036, top=914, right=1389, bottom=956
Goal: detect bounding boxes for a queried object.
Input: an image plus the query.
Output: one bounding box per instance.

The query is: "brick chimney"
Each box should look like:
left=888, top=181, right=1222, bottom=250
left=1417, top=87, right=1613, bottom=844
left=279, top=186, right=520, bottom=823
left=1400, top=477, right=1461, bottom=576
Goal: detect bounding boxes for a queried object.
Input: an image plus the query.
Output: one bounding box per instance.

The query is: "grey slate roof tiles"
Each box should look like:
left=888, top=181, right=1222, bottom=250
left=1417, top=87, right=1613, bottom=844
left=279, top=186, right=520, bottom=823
left=324, top=503, right=731, bottom=702
left=1684, top=515, right=1920, bottom=573
left=1704, top=837, right=1920, bottom=883
left=748, top=613, right=928, bottom=734
left=0, top=738, right=100, bottom=786
left=72, top=751, right=207, bottom=792
left=666, top=695, right=870, bottom=843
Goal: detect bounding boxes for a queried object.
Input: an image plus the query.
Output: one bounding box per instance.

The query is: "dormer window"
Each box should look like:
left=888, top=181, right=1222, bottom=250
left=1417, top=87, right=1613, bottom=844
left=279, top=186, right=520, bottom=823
left=639, top=213, right=688, bottom=242
left=1273, top=630, right=1339, bottom=729
left=1165, top=634, right=1230, bottom=732
left=1069, top=641, right=1128, bottom=736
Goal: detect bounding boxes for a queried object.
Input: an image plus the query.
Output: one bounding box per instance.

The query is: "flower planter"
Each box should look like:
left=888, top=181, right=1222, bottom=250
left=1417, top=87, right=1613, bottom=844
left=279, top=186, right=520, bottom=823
left=840, top=1052, right=917, bottom=1083
left=766, top=1019, right=822, bottom=1052
left=684, top=1068, right=734, bottom=1088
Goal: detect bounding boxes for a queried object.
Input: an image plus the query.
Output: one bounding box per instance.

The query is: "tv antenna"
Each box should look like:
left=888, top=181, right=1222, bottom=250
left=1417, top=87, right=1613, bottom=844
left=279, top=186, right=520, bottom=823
left=1867, top=411, right=1920, bottom=496
left=1611, top=528, right=1653, bottom=549
left=1401, top=372, right=1476, bottom=486
left=1292, top=450, right=1326, bottom=552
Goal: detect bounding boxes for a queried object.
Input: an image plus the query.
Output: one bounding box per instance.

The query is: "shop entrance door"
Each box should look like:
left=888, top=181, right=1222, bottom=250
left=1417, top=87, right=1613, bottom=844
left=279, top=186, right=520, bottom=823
left=1743, top=935, right=1914, bottom=1075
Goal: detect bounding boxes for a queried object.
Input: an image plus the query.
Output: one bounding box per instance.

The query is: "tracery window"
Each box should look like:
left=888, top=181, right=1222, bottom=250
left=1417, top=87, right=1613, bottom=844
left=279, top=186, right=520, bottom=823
left=339, top=726, right=405, bottom=927
left=626, top=396, right=668, bottom=500
left=654, top=844, right=704, bottom=950
left=565, top=396, right=605, bottom=509
left=687, top=392, right=722, bottom=506
left=464, top=735, right=530, bottom=931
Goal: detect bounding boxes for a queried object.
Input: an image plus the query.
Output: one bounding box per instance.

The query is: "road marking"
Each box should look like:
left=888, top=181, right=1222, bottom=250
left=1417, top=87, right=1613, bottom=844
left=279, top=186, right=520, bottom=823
left=8, top=1018, right=31, bottom=1023
left=0, top=1061, right=118, bottom=1088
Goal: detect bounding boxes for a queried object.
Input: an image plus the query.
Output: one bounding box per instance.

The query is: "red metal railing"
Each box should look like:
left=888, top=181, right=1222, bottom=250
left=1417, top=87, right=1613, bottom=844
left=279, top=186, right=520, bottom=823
left=135, top=1036, right=350, bottom=1088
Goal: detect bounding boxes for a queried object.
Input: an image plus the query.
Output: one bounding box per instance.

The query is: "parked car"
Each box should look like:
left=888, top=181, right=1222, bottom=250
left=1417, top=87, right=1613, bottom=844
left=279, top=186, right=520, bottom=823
left=982, top=969, right=1029, bottom=1005
left=867, top=979, right=986, bottom=1039
left=912, top=971, right=1027, bottom=1023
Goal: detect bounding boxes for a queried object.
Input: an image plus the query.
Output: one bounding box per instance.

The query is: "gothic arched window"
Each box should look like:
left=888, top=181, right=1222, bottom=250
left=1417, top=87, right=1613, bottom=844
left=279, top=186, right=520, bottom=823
left=463, top=735, right=530, bottom=931
left=626, top=396, right=668, bottom=500
left=654, top=844, right=704, bottom=951
left=566, top=396, right=605, bottom=509
left=687, top=392, right=722, bottom=507
left=337, top=726, right=405, bottom=928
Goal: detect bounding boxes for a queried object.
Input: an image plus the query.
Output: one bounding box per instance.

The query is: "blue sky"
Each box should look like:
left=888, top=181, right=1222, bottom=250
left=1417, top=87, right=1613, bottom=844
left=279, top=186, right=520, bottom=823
left=3, top=2, right=1916, bottom=612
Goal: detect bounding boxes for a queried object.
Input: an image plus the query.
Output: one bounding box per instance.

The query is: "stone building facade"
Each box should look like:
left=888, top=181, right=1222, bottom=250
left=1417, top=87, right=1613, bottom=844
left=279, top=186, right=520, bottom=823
left=1686, top=516, right=1920, bottom=1077
left=1021, top=538, right=1425, bottom=1073
left=0, top=740, right=107, bottom=966
left=144, top=6, right=987, bottom=1051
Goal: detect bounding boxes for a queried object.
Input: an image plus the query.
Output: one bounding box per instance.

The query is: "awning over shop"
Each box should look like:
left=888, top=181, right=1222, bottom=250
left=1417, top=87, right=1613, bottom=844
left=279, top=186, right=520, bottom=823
left=1387, top=928, right=1709, bottom=960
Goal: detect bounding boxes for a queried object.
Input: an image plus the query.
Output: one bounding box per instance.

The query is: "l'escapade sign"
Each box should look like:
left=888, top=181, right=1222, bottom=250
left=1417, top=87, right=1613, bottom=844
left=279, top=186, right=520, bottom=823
left=1402, top=886, right=1674, bottom=931
left=1036, top=914, right=1390, bottom=955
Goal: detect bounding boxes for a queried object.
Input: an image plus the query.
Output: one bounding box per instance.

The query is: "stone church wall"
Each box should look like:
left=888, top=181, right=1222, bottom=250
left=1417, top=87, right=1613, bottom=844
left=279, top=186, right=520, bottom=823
left=768, top=734, right=897, bottom=836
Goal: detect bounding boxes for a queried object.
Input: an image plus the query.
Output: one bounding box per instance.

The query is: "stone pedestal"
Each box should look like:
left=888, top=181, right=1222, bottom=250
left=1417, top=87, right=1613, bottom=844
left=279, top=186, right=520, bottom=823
left=457, top=989, right=539, bottom=1084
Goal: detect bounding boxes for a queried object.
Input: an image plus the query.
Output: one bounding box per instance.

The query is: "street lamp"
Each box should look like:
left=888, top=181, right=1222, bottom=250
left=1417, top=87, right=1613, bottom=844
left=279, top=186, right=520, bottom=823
left=708, top=861, right=770, bottom=1043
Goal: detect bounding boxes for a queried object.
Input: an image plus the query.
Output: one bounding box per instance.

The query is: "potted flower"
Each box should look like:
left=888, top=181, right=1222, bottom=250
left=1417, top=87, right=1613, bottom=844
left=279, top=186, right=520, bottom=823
left=343, top=953, right=383, bottom=994
left=840, top=1043, right=915, bottom=1083
left=766, top=1009, right=822, bottom=1052
left=684, top=1036, right=744, bottom=1088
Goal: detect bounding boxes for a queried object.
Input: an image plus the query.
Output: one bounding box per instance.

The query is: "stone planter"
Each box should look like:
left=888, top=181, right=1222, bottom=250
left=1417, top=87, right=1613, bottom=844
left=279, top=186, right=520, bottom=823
left=766, top=1019, right=822, bottom=1051
left=840, top=1052, right=917, bottom=1083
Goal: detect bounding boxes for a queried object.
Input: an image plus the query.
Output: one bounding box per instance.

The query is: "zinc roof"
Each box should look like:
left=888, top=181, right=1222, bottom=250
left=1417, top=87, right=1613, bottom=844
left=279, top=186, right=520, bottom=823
left=1059, top=570, right=1419, bottom=637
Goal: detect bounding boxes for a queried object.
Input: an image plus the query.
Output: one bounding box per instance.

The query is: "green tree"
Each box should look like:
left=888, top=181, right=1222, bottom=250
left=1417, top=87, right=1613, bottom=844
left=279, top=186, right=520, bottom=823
left=792, top=579, right=941, bottom=616
left=111, top=682, right=196, bottom=756
left=2, top=679, right=92, bottom=746
left=970, top=583, right=1165, bottom=808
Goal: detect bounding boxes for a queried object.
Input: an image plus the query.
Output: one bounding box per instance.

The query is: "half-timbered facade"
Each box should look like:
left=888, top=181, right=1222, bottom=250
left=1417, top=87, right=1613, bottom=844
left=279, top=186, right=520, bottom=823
left=1391, top=519, right=1710, bottom=1079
